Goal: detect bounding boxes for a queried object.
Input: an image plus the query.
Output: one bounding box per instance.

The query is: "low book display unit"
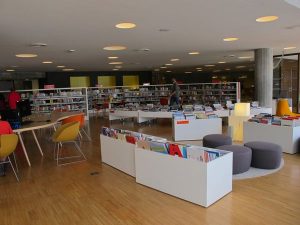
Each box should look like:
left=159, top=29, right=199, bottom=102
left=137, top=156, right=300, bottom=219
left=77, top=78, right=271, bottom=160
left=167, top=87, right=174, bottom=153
left=100, top=127, right=233, bottom=207
left=172, top=112, right=222, bottom=141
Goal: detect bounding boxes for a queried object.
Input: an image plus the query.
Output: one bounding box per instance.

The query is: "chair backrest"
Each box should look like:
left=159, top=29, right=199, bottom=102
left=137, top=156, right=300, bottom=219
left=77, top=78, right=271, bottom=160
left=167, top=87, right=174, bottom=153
left=52, top=121, right=80, bottom=142
left=61, top=114, right=85, bottom=128
left=276, top=99, right=293, bottom=116
left=0, top=134, right=18, bottom=158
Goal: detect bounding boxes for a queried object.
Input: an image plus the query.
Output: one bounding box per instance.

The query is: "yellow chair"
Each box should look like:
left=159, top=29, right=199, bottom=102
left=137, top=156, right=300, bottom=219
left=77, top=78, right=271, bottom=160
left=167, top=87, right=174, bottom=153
left=0, top=134, right=19, bottom=181
left=52, top=121, right=86, bottom=166
left=276, top=99, right=300, bottom=117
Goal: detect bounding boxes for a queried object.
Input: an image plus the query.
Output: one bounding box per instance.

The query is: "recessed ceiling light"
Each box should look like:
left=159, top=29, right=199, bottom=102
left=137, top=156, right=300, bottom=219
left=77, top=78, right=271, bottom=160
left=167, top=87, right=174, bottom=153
left=165, top=63, right=173, bottom=66
left=196, top=68, right=202, bottom=69
left=160, top=66, right=167, bottom=69
left=62, top=68, right=75, bottom=71
left=225, top=68, right=231, bottom=71
left=284, top=46, right=296, bottom=50
left=189, top=52, right=200, bottom=55
left=103, top=46, right=127, bottom=51
left=213, top=70, right=221, bottom=72
left=223, top=37, right=239, bottom=42
left=109, top=62, right=123, bottom=65
left=236, top=65, right=246, bottom=68
left=57, top=65, right=65, bottom=68
left=6, top=69, right=15, bottom=72
left=218, top=61, right=226, bottom=64
left=108, top=56, right=119, bottom=59
left=115, top=22, right=136, bottom=29
left=154, top=69, right=160, bottom=71
left=205, top=64, right=215, bottom=67
left=115, top=66, right=122, bottom=69
left=238, top=56, right=252, bottom=59
left=113, top=68, right=119, bottom=71
left=166, top=71, right=172, bottom=73
left=212, top=76, right=218, bottom=79
left=42, top=61, right=53, bottom=64
left=185, top=71, right=192, bottom=74
left=256, top=16, right=279, bottom=23
left=170, top=58, right=180, bottom=62
left=67, top=49, right=76, bottom=53
left=16, top=54, right=38, bottom=58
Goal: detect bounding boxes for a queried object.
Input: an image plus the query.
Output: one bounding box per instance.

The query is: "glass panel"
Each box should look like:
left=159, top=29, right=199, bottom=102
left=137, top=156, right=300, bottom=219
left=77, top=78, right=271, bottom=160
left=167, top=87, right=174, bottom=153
left=273, top=54, right=299, bottom=112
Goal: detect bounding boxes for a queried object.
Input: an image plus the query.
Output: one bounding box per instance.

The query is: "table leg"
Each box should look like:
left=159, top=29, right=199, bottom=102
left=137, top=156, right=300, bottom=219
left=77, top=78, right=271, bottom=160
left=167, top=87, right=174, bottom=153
left=32, top=130, right=43, bottom=156
left=17, top=133, right=31, bottom=167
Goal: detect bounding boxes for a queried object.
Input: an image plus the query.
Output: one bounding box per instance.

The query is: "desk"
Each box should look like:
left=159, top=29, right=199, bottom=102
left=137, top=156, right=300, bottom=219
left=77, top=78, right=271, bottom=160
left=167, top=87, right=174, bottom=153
left=13, top=111, right=81, bottom=166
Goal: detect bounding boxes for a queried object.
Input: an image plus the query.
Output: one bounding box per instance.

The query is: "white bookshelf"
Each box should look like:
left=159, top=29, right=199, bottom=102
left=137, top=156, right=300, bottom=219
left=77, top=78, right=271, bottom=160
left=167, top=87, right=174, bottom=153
left=0, top=87, right=89, bottom=119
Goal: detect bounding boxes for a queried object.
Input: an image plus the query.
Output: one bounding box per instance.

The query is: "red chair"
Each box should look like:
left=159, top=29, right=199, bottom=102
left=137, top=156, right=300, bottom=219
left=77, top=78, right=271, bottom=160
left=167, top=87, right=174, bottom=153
left=61, top=114, right=91, bottom=141
left=160, top=98, right=169, bottom=106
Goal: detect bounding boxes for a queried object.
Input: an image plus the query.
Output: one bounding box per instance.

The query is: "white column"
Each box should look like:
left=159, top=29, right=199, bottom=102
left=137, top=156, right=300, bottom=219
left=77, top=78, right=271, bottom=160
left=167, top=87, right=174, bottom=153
left=255, top=48, right=273, bottom=107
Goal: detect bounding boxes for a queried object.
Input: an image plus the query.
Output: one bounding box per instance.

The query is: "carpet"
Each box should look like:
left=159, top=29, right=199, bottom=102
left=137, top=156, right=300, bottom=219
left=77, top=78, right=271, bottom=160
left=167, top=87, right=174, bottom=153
left=233, top=159, right=284, bottom=180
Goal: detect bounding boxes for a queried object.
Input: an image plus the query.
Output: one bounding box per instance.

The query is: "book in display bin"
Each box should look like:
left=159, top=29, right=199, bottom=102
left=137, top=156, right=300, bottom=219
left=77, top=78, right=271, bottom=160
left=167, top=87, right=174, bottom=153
left=101, top=127, right=224, bottom=163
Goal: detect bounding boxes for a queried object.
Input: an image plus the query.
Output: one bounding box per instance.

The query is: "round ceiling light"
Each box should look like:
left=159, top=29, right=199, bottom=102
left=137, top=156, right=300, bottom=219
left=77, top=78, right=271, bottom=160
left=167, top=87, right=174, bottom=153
left=62, top=68, right=75, bottom=71
left=113, top=68, right=119, bottom=71
left=170, top=58, right=180, bottom=61
left=166, top=71, right=172, bottom=73
left=256, top=16, right=279, bottom=23
left=115, top=22, right=136, bottom=29
left=16, top=54, right=38, bottom=58
left=57, top=65, right=65, bottom=68
left=223, top=37, right=239, bottom=42
left=103, top=46, right=127, bottom=51
left=6, top=69, right=15, bottom=72
left=238, top=56, right=252, bottom=59
left=185, top=71, right=192, bottom=74
left=108, top=56, right=119, bottom=59
left=188, top=51, right=200, bottom=55
left=109, top=62, right=123, bottom=65
left=165, top=63, right=173, bottom=66
left=205, top=64, right=215, bottom=67
left=218, top=61, right=226, bottom=64
left=284, top=46, right=297, bottom=50
left=42, top=61, right=53, bottom=64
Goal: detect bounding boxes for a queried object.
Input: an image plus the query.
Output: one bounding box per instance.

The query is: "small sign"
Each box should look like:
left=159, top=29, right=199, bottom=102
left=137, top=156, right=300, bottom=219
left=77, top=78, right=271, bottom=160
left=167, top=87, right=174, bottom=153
left=177, top=120, right=189, bottom=125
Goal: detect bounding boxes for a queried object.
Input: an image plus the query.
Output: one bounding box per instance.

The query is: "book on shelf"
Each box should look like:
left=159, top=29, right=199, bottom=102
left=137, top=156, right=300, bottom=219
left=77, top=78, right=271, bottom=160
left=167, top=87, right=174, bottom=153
left=137, top=140, right=151, bottom=150
left=168, top=143, right=187, bottom=158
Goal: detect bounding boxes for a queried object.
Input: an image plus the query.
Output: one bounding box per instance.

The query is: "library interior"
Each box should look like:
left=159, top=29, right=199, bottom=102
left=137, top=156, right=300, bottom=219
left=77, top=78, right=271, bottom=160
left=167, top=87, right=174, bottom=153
left=1, top=0, right=300, bottom=224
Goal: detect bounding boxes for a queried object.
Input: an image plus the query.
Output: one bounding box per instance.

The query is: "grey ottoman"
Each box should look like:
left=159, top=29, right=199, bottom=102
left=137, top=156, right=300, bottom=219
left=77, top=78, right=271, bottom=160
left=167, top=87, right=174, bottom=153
left=203, top=134, right=232, bottom=148
left=217, top=145, right=252, bottom=174
left=244, top=141, right=282, bottom=169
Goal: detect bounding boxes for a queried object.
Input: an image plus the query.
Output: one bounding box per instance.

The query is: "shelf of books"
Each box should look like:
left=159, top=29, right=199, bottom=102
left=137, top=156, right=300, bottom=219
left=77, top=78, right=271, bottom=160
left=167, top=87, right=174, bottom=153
left=88, top=82, right=240, bottom=111
left=100, top=127, right=233, bottom=207
left=0, top=87, right=89, bottom=119
left=172, top=112, right=222, bottom=141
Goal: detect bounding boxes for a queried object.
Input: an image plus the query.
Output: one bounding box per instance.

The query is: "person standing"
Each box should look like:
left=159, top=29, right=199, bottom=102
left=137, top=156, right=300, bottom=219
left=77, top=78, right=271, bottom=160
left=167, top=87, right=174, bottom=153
left=169, top=78, right=180, bottom=106
left=8, top=88, right=21, bottom=110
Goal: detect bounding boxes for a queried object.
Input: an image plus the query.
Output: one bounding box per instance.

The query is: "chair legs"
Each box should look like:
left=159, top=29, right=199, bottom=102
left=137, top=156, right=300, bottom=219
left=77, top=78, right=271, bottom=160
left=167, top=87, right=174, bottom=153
left=0, top=157, right=19, bottom=182
left=54, top=141, right=86, bottom=166
left=81, top=128, right=92, bottom=141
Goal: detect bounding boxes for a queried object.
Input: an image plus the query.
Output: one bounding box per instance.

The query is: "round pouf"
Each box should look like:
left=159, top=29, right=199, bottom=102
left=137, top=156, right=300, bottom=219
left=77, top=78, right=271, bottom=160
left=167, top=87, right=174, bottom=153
left=244, top=141, right=282, bottom=169
left=218, top=145, right=252, bottom=174
left=203, top=134, right=232, bottom=148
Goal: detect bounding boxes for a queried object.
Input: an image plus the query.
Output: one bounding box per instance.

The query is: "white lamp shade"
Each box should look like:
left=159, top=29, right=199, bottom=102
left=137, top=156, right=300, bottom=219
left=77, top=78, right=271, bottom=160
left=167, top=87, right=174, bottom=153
left=234, top=103, right=250, bottom=116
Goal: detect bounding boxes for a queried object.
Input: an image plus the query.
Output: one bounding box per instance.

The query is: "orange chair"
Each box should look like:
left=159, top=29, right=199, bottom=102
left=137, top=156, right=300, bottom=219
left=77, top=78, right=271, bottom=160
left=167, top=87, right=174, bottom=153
left=61, top=114, right=91, bottom=141
left=276, top=99, right=300, bottom=117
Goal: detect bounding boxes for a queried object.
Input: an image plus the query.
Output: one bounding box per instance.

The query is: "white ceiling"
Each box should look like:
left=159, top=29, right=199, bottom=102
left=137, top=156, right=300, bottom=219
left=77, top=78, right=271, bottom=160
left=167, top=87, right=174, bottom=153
left=0, top=0, right=300, bottom=72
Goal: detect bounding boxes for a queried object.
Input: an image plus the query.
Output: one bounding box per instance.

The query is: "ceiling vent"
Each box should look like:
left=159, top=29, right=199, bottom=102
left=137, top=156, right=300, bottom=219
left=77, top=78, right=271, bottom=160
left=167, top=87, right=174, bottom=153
left=30, top=43, right=47, bottom=47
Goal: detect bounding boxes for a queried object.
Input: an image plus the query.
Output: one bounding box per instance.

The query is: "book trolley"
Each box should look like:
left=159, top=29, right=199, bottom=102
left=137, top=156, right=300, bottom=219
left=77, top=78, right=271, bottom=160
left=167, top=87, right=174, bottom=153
left=100, top=128, right=233, bottom=207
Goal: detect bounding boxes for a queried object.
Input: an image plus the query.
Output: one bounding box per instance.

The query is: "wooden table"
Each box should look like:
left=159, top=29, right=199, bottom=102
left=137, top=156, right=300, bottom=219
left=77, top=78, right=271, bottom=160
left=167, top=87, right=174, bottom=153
left=13, top=111, right=82, bottom=166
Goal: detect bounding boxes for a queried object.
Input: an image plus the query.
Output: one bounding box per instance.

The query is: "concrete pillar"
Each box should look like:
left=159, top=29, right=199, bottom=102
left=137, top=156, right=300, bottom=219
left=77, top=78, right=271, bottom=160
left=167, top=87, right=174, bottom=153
left=255, top=48, right=273, bottom=107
